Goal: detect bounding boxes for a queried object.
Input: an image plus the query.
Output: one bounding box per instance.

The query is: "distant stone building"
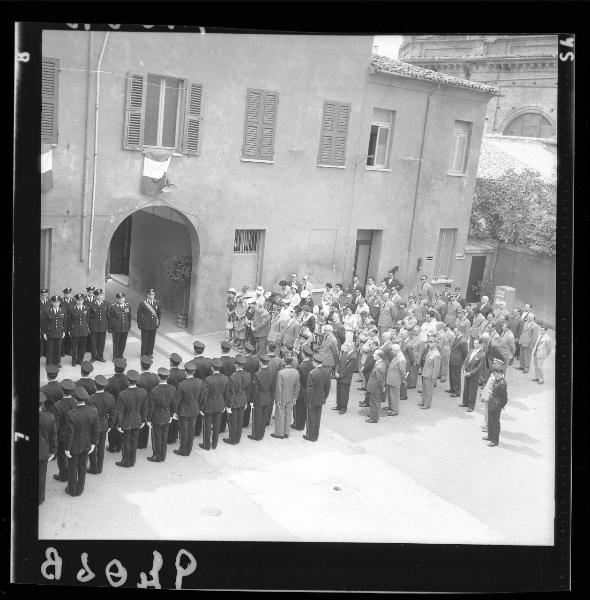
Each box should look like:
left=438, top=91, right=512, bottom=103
left=399, top=35, right=557, bottom=138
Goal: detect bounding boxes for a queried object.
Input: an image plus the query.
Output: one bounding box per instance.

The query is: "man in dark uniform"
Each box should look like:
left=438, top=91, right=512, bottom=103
left=115, top=369, right=147, bottom=467
left=83, top=286, right=96, bottom=354
left=293, top=346, right=314, bottom=430
left=52, top=379, right=76, bottom=482
left=147, top=368, right=177, bottom=463
left=64, top=387, right=99, bottom=496
left=89, top=288, right=108, bottom=362
left=242, top=341, right=259, bottom=428
left=224, top=354, right=251, bottom=445
left=39, top=390, right=57, bottom=505
left=248, top=354, right=275, bottom=441
left=137, top=288, right=161, bottom=357
left=482, top=361, right=508, bottom=447
left=454, top=287, right=467, bottom=310
left=173, top=361, right=203, bottom=456
left=447, top=328, right=468, bottom=397
left=304, top=355, right=331, bottom=442
left=192, top=341, right=212, bottom=438
left=265, top=344, right=283, bottom=426
left=87, top=374, right=116, bottom=475
left=108, top=291, right=131, bottom=360
left=42, top=295, right=66, bottom=368
left=106, top=358, right=129, bottom=453
left=76, top=361, right=97, bottom=396
left=218, top=341, right=235, bottom=434
left=69, top=293, right=90, bottom=366
left=40, top=288, right=50, bottom=356
left=137, top=355, right=158, bottom=449
left=166, top=353, right=186, bottom=444
left=60, top=287, right=74, bottom=357
left=41, top=364, right=63, bottom=406
left=200, top=358, right=229, bottom=450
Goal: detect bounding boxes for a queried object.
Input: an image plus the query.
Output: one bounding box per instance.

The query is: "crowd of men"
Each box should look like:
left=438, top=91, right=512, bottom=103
left=39, top=268, right=553, bottom=505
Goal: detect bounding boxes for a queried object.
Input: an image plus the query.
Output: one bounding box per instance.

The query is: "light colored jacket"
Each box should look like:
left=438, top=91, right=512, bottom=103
left=317, top=332, right=340, bottom=367
left=421, top=348, right=441, bottom=379
left=386, top=353, right=407, bottom=386
left=275, top=367, right=300, bottom=406
left=378, top=299, right=395, bottom=328
left=280, top=318, right=301, bottom=347
left=470, top=312, right=487, bottom=339
left=519, top=320, right=540, bottom=347
left=366, top=359, right=386, bottom=393
left=532, top=333, right=553, bottom=359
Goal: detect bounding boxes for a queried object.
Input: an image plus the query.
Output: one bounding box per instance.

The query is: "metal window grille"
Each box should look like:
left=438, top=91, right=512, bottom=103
left=234, top=230, right=263, bottom=254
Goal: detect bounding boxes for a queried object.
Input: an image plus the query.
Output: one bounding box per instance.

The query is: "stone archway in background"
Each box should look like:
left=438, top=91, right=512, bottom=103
left=500, top=106, right=556, bottom=139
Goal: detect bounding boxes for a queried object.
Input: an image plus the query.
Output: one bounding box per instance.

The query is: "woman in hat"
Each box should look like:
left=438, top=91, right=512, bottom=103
left=226, top=288, right=237, bottom=343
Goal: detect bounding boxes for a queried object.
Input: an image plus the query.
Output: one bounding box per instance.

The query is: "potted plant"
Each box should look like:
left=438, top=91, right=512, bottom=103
left=163, top=255, right=193, bottom=328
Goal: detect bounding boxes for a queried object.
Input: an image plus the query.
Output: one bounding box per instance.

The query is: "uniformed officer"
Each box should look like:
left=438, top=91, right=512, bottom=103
left=39, top=390, right=57, bottom=505
left=200, top=358, right=229, bottom=450
left=76, top=361, right=97, bottom=396
left=137, top=288, right=161, bottom=357
left=65, top=387, right=99, bottom=496
left=60, top=287, right=74, bottom=357
left=303, top=355, right=332, bottom=442
left=166, top=353, right=186, bottom=444
left=87, top=374, right=116, bottom=475
left=218, top=341, right=235, bottom=434
left=115, top=370, right=147, bottom=467
left=83, top=286, right=96, bottom=353
left=42, top=295, right=66, bottom=367
left=89, top=288, right=108, bottom=362
left=40, top=288, right=50, bottom=356
left=106, top=358, right=129, bottom=453
left=69, top=294, right=90, bottom=366
left=173, top=361, right=203, bottom=456
left=52, top=379, right=77, bottom=482
left=192, top=341, right=212, bottom=438
left=41, top=363, right=63, bottom=406
left=248, top=354, right=275, bottom=441
left=224, top=354, right=251, bottom=445
left=242, top=341, right=259, bottom=428
left=108, top=291, right=131, bottom=360
left=293, top=346, right=314, bottom=430
left=137, top=355, right=158, bottom=449
left=147, top=368, right=177, bottom=462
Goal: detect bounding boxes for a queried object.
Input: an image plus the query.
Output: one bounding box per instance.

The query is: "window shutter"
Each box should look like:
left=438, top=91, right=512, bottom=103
left=41, top=58, right=59, bottom=144
left=259, top=92, right=278, bottom=160
left=182, top=82, right=203, bottom=155
left=318, top=101, right=350, bottom=166
left=242, top=89, right=263, bottom=159
left=333, top=103, right=350, bottom=166
left=123, top=72, right=146, bottom=150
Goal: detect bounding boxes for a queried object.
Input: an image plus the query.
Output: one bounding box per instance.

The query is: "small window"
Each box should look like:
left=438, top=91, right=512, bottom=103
left=234, top=230, right=263, bottom=254
left=434, top=228, right=457, bottom=279
left=367, top=108, right=395, bottom=168
left=504, top=112, right=554, bottom=139
left=449, top=120, right=472, bottom=174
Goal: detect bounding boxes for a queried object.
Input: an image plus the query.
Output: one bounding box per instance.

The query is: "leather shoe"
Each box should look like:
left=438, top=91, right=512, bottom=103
left=173, top=449, right=185, bottom=455
left=222, top=438, right=234, bottom=445
left=365, top=418, right=377, bottom=423
left=339, top=410, right=346, bottom=414
left=198, top=443, right=210, bottom=450
left=357, top=387, right=366, bottom=391
left=53, top=474, right=67, bottom=482
left=302, top=435, right=314, bottom=441
left=97, top=358, right=105, bottom=362
left=466, top=408, right=474, bottom=412
left=65, top=487, right=77, bottom=496
left=146, top=456, right=159, bottom=462
left=487, top=442, right=498, bottom=447
left=284, top=435, right=289, bottom=438
left=116, top=461, right=130, bottom=467
left=482, top=436, right=491, bottom=441
left=532, top=378, right=539, bottom=382
left=445, top=389, right=452, bottom=393
left=86, top=469, right=97, bottom=475
left=247, top=435, right=257, bottom=441
left=331, top=407, right=340, bottom=411
left=458, top=403, right=468, bottom=407
left=270, top=433, right=284, bottom=439
left=450, top=393, right=459, bottom=397
left=420, top=406, right=429, bottom=409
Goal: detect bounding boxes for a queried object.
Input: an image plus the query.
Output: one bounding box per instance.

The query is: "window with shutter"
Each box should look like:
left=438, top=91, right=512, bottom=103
left=433, top=228, right=457, bottom=279
left=241, top=89, right=279, bottom=161
left=317, top=100, right=351, bottom=167
left=448, top=120, right=472, bottom=174
left=183, top=83, right=203, bottom=155
left=123, top=72, right=146, bottom=150
left=366, top=108, right=395, bottom=168
left=41, top=58, right=59, bottom=145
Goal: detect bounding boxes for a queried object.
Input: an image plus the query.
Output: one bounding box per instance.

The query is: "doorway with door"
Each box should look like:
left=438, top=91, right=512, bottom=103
left=353, top=229, right=382, bottom=286
left=466, top=255, right=487, bottom=303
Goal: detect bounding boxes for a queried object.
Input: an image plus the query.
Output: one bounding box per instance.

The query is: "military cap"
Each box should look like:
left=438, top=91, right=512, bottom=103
left=312, top=355, right=324, bottom=364
left=127, top=369, right=140, bottom=382
left=46, top=364, right=59, bottom=375
left=140, top=355, right=153, bottom=365
left=81, top=360, right=94, bottom=373
left=62, top=287, right=72, bottom=294
left=235, top=354, right=246, bottom=364
left=158, top=367, right=170, bottom=377
left=258, top=354, right=270, bottom=363
left=40, top=288, right=49, bottom=294
left=75, top=387, right=89, bottom=401
left=50, top=295, right=60, bottom=302
left=264, top=291, right=272, bottom=298
left=244, top=341, right=254, bottom=352
left=61, top=379, right=76, bottom=392
left=303, top=346, right=314, bottom=357
left=211, top=358, right=223, bottom=369
left=95, top=374, right=108, bottom=387
left=115, top=292, right=126, bottom=299
left=93, top=288, right=103, bottom=295
left=221, top=341, right=231, bottom=351
left=86, top=286, right=95, bottom=292
left=193, top=340, right=205, bottom=349
left=74, top=293, right=84, bottom=300
left=114, top=357, right=127, bottom=369
left=492, top=358, right=505, bottom=366
left=146, top=288, right=156, bottom=294
left=279, top=280, right=288, bottom=287
left=169, top=352, right=182, bottom=364
left=184, top=360, right=196, bottom=372
left=227, top=287, right=236, bottom=293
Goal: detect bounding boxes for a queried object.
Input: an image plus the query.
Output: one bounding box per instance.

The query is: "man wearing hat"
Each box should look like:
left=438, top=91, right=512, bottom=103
left=418, top=338, right=441, bottom=409
left=334, top=343, right=357, bottom=415
left=293, top=346, right=314, bottom=430
left=106, top=358, right=129, bottom=453
left=447, top=327, right=468, bottom=398
left=83, top=286, right=96, bottom=354
left=365, top=349, right=386, bottom=423
left=482, top=360, right=508, bottom=447
left=87, top=374, right=116, bottom=474
left=251, top=303, right=271, bottom=357
left=173, top=360, right=203, bottom=456
left=217, top=342, right=235, bottom=435
left=116, top=370, right=147, bottom=467
left=137, top=355, right=159, bottom=449
left=40, top=288, right=50, bottom=356
left=89, top=289, right=108, bottom=362
left=39, top=390, right=57, bottom=505
left=76, top=361, right=97, bottom=396
left=271, top=355, right=300, bottom=439
left=242, top=341, right=259, bottom=428
left=147, top=368, right=177, bottom=462
left=137, top=288, right=161, bottom=358
left=42, top=295, right=66, bottom=368
left=69, top=293, right=90, bottom=366
left=224, top=355, right=251, bottom=445
left=60, top=287, right=75, bottom=357
left=200, top=358, right=230, bottom=450
left=166, top=353, right=186, bottom=444
left=53, top=380, right=77, bottom=482
left=41, top=364, right=63, bottom=406
left=108, top=292, right=131, bottom=360
left=303, top=355, right=331, bottom=441
left=192, top=341, right=212, bottom=438
left=248, top=354, right=275, bottom=441
left=64, top=387, right=99, bottom=496
left=459, top=336, right=485, bottom=412
left=316, top=324, right=339, bottom=373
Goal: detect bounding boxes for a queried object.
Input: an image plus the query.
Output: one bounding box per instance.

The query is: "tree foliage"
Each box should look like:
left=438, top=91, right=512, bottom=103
left=470, top=169, right=556, bottom=256
left=163, top=255, right=193, bottom=286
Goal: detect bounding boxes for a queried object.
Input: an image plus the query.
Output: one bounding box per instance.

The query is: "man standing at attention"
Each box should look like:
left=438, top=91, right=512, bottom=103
left=252, top=303, right=272, bottom=357
left=137, top=355, right=158, bottom=450
left=200, top=358, right=229, bottom=450
left=106, top=358, right=129, bottom=453
left=447, top=327, right=468, bottom=397
left=115, top=369, right=147, bottom=468
left=39, top=391, right=57, bottom=505
left=173, top=360, right=203, bottom=455
left=419, top=338, right=441, bottom=409
left=87, top=374, right=115, bottom=475
left=53, top=379, right=77, bottom=483
left=69, top=293, right=90, bottom=367
left=303, top=355, right=331, bottom=441
left=482, top=360, right=508, bottom=447
left=385, top=343, right=406, bottom=417
left=334, top=343, right=356, bottom=414
left=60, top=287, right=75, bottom=359
left=166, top=353, right=186, bottom=444
left=192, top=341, right=212, bottom=437
left=147, top=368, right=177, bottom=463
left=271, top=355, right=300, bottom=439
left=248, top=354, right=275, bottom=441
left=89, top=288, right=108, bottom=362
left=224, top=355, right=251, bottom=445
left=42, top=295, right=66, bottom=368
left=459, top=337, right=485, bottom=412
left=293, top=346, right=314, bottom=430
left=137, top=288, right=161, bottom=358
left=108, top=291, right=131, bottom=361
left=365, top=349, right=386, bottom=423
left=531, top=326, right=553, bottom=385
left=518, top=312, right=539, bottom=374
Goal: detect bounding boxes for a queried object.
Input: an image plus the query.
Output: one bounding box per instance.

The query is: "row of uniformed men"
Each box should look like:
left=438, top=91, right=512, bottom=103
left=39, top=340, right=332, bottom=502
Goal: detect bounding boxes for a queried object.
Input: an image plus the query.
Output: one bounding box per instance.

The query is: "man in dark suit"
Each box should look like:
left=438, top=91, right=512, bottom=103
left=42, top=295, right=66, bottom=368
left=479, top=295, right=493, bottom=318
left=218, top=341, right=236, bottom=434
left=147, top=368, right=177, bottom=463
left=40, top=288, right=50, bottom=356
left=454, top=287, right=467, bottom=309
left=242, top=341, right=259, bottom=428
left=116, top=369, right=147, bottom=467
left=64, top=387, right=99, bottom=496
left=89, top=288, right=108, bottom=362
left=334, top=343, right=357, bottom=414
left=76, top=361, right=97, bottom=396
left=83, top=286, right=96, bottom=354
left=351, top=274, right=365, bottom=298
left=60, top=287, right=75, bottom=358
left=224, top=355, right=251, bottom=445
left=173, top=361, right=203, bottom=456
left=108, top=291, right=131, bottom=360
left=459, top=337, right=485, bottom=412
left=137, top=288, right=161, bottom=358
left=200, top=358, right=229, bottom=450
left=304, top=355, right=331, bottom=441
left=52, top=379, right=77, bottom=482
left=137, top=355, right=159, bottom=449
left=69, top=294, right=90, bottom=366
left=508, top=308, right=523, bottom=364
left=106, top=358, right=129, bottom=453
left=293, top=346, right=314, bottom=429
left=192, top=341, right=212, bottom=437
left=166, top=353, right=186, bottom=444
left=446, top=328, right=469, bottom=397
left=41, top=364, right=63, bottom=405
left=39, top=390, right=57, bottom=505
left=87, top=374, right=116, bottom=474
left=482, top=361, right=509, bottom=447
left=248, top=354, right=275, bottom=441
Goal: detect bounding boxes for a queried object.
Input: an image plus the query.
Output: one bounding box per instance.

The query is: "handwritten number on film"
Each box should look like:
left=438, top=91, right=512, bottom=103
left=559, top=37, right=574, bottom=62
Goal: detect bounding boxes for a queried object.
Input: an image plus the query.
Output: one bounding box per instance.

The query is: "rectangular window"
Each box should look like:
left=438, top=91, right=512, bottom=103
left=242, top=89, right=279, bottom=161
left=231, top=230, right=265, bottom=291
left=449, top=120, right=472, bottom=174
left=42, top=58, right=59, bottom=144
left=367, top=108, right=395, bottom=168
left=40, top=228, right=52, bottom=290
left=433, top=228, right=457, bottom=279
left=317, top=101, right=351, bottom=167
left=144, top=75, right=183, bottom=149
left=233, top=230, right=263, bottom=254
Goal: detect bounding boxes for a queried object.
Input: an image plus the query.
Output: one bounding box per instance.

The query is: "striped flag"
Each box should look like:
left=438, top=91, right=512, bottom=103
left=141, top=149, right=172, bottom=195
left=41, top=143, right=53, bottom=192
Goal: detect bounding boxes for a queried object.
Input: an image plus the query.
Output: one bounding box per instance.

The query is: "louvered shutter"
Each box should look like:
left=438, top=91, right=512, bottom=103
left=259, top=92, right=278, bottom=160
left=333, top=103, right=350, bottom=166
left=123, top=72, right=146, bottom=150
left=318, top=101, right=350, bottom=166
left=243, top=89, right=262, bottom=159
left=182, top=82, right=203, bottom=155
left=41, top=58, right=59, bottom=144
left=242, top=89, right=279, bottom=160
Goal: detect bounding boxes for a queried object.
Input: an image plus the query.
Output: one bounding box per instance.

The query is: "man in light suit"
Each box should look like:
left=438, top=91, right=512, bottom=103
left=316, top=324, right=340, bottom=372
left=271, top=356, right=300, bottom=439
left=459, top=337, right=485, bottom=411
left=377, top=292, right=395, bottom=341
left=518, top=313, right=539, bottom=373
left=419, top=338, right=441, bottom=409
left=333, top=343, right=357, bottom=414
left=251, top=303, right=271, bottom=357
left=418, top=274, right=435, bottom=305
left=531, top=326, right=552, bottom=384
left=385, top=343, right=406, bottom=416
left=279, top=309, right=301, bottom=351
left=366, top=349, right=386, bottom=423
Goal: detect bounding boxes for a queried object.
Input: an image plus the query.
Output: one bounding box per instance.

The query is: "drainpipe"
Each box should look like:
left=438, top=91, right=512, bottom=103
left=87, top=31, right=110, bottom=273
left=80, top=31, right=94, bottom=261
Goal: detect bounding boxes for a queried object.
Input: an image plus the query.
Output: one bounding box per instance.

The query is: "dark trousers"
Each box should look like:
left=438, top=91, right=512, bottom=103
left=137, top=423, right=150, bottom=449
left=243, top=402, right=252, bottom=427
left=305, top=404, right=322, bottom=441
left=61, top=332, right=71, bottom=356
left=108, top=427, right=122, bottom=452
left=67, top=451, right=89, bottom=496
left=368, top=392, right=381, bottom=422
left=91, top=331, right=106, bottom=360
left=400, top=380, right=408, bottom=400
left=194, top=414, right=203, bottom=437
left=255, top=336, right=268, bottom=356
left=140, top=329, right=157, bottom=356
left=56, top=441, right=68, bottom=479
left=88, top=430, right=107, bottom=473
left=167, top=418, right=179, bottom=443
left=151, top=423, right=169, bottom=461
left=336, top=382, right=350, bottom=412
left=71, top=336, right=87, bottom=365
left=488, top=408, right=501, bottom=444
left=112, top=331, right=128, bottom=359
left=122, top=428, right=139, bottom=466
left=39, top=458, right=48, bottom=505
left=220, top=410, right=228, bottom=433
left=178, top=417, right=196, bottom=455
left=252, top=404, right=272, bottom=440
left=40, top=331, right=46, bottom=356
left=85, top=333, right=92, bottom=352
left=46, top=337, right=62, bottom=366
left=203, top=412, right=223, bottom=449
left=293, top=396, right=307, bottom=430
left=449, top=364, right=462, bottom=394
left=462, top=375, right=479, bottom=409
left=513, top=341, right=520, bottom=361
left=228, top=407, right=245, bottom=443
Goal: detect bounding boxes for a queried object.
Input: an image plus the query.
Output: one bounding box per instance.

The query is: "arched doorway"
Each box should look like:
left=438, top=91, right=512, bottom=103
left=105, top=204, right=200, bottom=329
left=501, top=108, right=555, bottom=139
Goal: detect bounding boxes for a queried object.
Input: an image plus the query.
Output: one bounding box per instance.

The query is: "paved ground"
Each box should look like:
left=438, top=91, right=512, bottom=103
left=39, top=313, right=555, bottom=545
